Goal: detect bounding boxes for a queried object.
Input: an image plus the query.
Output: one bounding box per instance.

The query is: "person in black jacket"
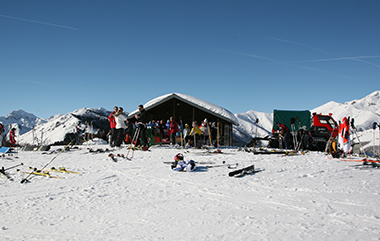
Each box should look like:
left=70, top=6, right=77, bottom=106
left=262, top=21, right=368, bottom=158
left=135, top=105, right=149, bottom=149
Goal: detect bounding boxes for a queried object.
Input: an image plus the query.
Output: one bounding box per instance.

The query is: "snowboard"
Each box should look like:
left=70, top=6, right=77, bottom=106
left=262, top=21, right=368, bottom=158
left=0, top=147, right=10, bottom=154
left=228, top=164, right=264, bottom=177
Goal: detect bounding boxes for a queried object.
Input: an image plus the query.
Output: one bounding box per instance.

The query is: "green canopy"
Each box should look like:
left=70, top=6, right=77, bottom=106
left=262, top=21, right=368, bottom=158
left=273, top=110, right=311, bottom=131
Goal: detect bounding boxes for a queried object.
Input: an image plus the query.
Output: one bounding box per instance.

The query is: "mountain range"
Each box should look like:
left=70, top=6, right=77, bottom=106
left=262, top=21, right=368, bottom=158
left=1, top=90, right=379, bottom=146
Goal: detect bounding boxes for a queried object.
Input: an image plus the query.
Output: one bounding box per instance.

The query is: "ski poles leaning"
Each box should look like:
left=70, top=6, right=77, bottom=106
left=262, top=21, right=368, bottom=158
left=351, top=118, right=367, bottom=158
left=126, top=128, right=140, bottom=160
left=373, top=122, right=380, bottom=156
left=21, top=141, right=72, bottom=184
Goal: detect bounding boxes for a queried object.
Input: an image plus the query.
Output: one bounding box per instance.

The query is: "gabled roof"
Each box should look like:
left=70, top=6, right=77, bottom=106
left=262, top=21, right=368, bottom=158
left=128, top=93, right=239, bottom=125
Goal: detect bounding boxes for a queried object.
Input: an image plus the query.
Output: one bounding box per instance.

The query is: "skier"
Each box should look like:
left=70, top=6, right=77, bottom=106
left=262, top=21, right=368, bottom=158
left=124, top=119, right=134, bottom=144
left=277, top=122, right=290, bottom=149
left=7, top=128, right=17, bottom=147
left=171, top=153, right=196, bottom=172
left=135, top=105, right=149, bottom=150
left=185, top=121, right=202, bottom=148
left=210, top=122, right=217, bottom=147
left=298, top=126, right=312, bottom=150
left=169, top=117, right=179, bottom=146
left=0, top=122, right=4, bottom=147
left=199, top=118, right=209, bottom=145
left=338, top=117, right=351, bottom=156
left=113, top=107, right=128, bottom=147
left=183, top=123, right=191, bottom=142
left=108, top=106, right=118, bottom=147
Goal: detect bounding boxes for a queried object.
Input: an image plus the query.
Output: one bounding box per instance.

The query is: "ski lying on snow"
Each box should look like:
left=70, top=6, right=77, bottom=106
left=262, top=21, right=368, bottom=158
left=228, top=164, right=264, bottom=177
left=253, top=150, right=297, bottom=155
left=206, top=162, right=238, bottom=169
left=22, top=170, right=64, bottom=179
left=163, top=161, right=215, bottom=165
left=338, top=158, right=380, bottom=163
left=49, top=167, right=81, bottom=174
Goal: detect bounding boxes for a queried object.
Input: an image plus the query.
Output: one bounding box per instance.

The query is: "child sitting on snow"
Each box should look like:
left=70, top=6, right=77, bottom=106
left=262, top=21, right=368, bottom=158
left=171, top=153, right=196, bottom=172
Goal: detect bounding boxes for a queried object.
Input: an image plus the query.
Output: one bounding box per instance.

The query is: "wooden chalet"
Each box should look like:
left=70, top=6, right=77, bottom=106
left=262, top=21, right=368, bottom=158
left=128, top=93, right=239, bottom=146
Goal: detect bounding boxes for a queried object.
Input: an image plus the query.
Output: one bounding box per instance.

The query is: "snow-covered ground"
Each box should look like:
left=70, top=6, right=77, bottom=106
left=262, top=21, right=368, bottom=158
left=1, top=141, right=380, bottom=240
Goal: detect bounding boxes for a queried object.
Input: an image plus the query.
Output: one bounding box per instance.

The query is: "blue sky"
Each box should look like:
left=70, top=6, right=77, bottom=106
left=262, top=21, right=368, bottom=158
left=1, top=0, right=379, bottom=118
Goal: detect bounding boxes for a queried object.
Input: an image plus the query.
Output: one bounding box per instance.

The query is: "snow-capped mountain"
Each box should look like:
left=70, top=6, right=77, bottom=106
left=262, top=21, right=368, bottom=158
left=311, top=90, right=380, bottom=131
left=233, top=90, right=380, bottom=146
left=18, top=108, right=112, bottom=145
left=1, top=90, right=379, bottom=146
left=0, top=109, right=46, bottom=135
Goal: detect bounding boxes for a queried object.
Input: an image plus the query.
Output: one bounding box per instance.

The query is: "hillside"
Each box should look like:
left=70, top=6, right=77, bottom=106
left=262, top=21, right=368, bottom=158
left=18, top=108, right=112, bottom=145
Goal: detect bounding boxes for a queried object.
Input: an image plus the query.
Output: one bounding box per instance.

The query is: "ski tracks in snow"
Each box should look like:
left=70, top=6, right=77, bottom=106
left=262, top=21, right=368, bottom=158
left=1, top=146, right=380, bottom=240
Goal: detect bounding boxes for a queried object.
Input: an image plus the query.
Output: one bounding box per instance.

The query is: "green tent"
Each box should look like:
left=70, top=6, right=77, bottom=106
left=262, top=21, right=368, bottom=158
left=273, top=110, right=311, bottom=132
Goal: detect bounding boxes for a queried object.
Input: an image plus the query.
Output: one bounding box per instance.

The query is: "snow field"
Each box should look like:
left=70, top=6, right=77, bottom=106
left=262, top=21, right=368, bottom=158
left=1, top=144, right=380, bottom=240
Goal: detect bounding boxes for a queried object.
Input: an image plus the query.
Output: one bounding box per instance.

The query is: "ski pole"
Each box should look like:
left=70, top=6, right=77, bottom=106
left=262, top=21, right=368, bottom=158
left=217, top=122, right=220, bottom=150
left=373, top=122, right=377, bottom=156
left=207, top=122, right=213, bottom=150
left=3, top=163, right=23, bottom=171
left=378, top=123, right=380, bottom=156
left=21, top=141, right=72, bottom=184
left=82, top=135, right=91, bottom=150
left=180, top=117, right=184, bottom=149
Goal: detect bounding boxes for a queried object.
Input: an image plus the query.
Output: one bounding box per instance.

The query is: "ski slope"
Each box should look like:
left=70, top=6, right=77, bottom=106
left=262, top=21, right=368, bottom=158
left=1, top=142, right=380, bottom=240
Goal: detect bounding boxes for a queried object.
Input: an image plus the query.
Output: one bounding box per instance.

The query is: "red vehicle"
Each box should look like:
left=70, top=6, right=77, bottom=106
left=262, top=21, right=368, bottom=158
left=310, top=112, right=339, bottom=146
left=266, top=111, right=339, bottom=150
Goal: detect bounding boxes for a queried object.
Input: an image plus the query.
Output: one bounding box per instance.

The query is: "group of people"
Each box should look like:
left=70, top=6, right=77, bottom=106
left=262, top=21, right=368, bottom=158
left=108, top=105, right=148, bottom=149
left=107, top=105, right=219, bottom=149
left=275, top=122, right=312, bottom=150
left=0, top=122, right=17, bottom=147
left=145, top=117, right=218, bottom=148
left=183, top=119, right=218, bottom=148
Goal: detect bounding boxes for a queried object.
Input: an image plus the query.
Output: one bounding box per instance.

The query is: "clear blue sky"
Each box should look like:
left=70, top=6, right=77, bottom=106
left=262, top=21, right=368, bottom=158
left=1, top=0, right=379, bottom=118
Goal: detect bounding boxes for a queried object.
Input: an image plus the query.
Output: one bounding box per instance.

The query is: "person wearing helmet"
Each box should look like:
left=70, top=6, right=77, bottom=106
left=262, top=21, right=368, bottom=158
left=171, top=153, right=196, bottom=172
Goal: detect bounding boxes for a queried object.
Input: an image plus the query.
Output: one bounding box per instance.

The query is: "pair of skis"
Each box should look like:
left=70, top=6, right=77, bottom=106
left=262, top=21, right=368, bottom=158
left=21, top=141, right=72, bottom=183
left=22, top=169, right=65, bottom=179
left=23, top=166, right=81, bottom=179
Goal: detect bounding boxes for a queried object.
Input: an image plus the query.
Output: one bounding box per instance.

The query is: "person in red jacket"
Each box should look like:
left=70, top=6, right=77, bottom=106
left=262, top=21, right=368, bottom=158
left=8, top=128, right=17, bottom=147
left=169, top=116, right=179, bottom=146
left=277, top=122, right=290, bottom=149
left=108, top=106, right=118, bottom=147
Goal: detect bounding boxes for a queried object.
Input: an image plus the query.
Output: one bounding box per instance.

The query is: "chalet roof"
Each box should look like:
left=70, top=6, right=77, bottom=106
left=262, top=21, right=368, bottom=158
left=128, top=93, right=239, bottom=125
